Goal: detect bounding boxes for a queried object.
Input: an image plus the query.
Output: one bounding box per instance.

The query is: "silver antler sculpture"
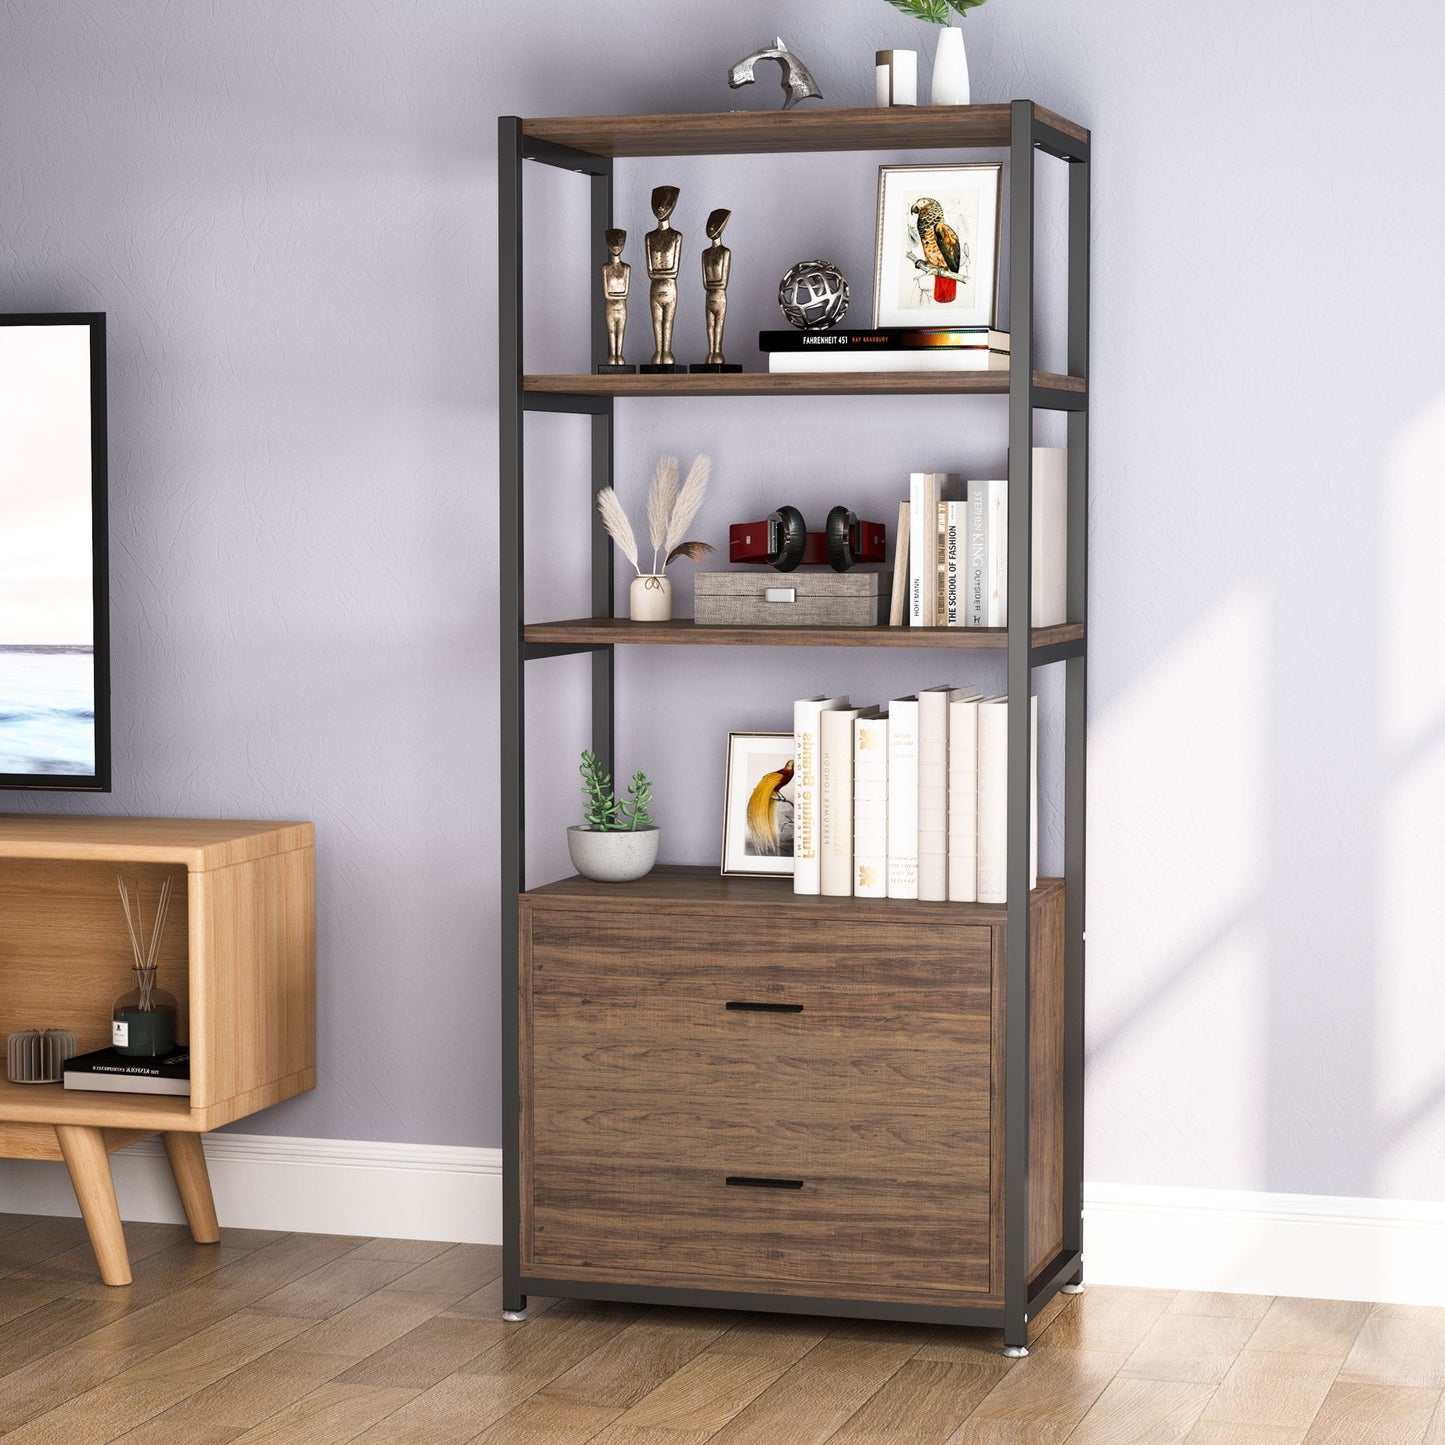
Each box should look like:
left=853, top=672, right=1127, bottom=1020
left=728, top=37, right=824, bottom=112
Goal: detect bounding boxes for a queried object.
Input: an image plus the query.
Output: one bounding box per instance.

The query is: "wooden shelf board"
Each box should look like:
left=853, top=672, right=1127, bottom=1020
left=521, top=104, right=1087, bottom=158
left=0, top=1078, right=197, bottom=1131
left=526, top=618, right=1084, bottom=651
left=525, top=865, right=1063, bottom=925
left=524, top=371, right=1084, bottom=400
left=0, top=816, right=313, bottom=870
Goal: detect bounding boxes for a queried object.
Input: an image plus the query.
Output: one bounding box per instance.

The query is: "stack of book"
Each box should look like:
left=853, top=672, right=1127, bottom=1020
left=888, top=449, right=1068, bottom=628
left=762, top=327, right=1010, bottom=374
left=62, top=1047, right=191, bottom=1096
left=793, top=689, right=1037, bottom=905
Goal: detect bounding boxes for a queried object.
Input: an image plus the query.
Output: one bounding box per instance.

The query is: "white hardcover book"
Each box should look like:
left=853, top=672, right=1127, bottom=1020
left=908, top=473, right=937, bottom=627
left=853, top=713, right=890, bottom=898
left=976, top=695, right=1038, bottom=904
left=984, top=479, right=1008, bottom=627
left=965, top=481, right=988, bottom=627
left=1032, top=446, right=1068, bottom=627
left=888, top=500, right=910, bottom=626
left=887, top=695, right=921, bottom=898
left=794, top=695, right=849, bottom=896
left=767, top=349, right=1010, bottom=373
left=821, top=705, right=876, bottom=897
left=917, top=685, right=976, bottom=901
left=944, top=500, right=966, bottom=626
left=948, top=693, right=985, bottom=902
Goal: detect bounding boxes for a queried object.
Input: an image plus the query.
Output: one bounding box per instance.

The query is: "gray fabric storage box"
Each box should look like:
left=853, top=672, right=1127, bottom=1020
left=694, top=570, right=891, bottom=627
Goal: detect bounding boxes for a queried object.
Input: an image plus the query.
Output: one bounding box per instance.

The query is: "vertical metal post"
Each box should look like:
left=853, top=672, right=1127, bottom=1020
left=1063, top=139, right=1090, bottom=1274
left=1003, top=99, right=1036, bottom=1354
left=497, top=115, right=527, bottom=1317
left=590, top=164, right=616, bottom=774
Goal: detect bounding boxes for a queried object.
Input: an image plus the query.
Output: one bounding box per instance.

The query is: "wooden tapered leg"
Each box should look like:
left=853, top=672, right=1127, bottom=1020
left=56, top=1124, right=132, bottom=1286
left=163, top=1132, right=220, bottom=1244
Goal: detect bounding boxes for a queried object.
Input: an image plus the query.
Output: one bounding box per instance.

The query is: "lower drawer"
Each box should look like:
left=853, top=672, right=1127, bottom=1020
left=523, top=1093, right=992, bottom=1300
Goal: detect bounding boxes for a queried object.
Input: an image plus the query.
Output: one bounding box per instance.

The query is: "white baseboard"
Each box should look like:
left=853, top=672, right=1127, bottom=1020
left=5, top=1142, right=1443, bottom=1304
left=0, top=1134, right=503, bottom=1245
left=1085, top=1182, right=1445, bottom=1306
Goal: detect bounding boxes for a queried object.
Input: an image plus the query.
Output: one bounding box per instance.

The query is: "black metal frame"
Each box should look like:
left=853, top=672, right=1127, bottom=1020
left=498, top=102, right=1089, bottom=1349
left=0, top=312, right=111, bottom=793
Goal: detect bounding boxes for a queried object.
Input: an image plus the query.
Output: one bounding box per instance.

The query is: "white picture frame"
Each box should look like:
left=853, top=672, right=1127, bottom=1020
left=873, top=162, right=1003, bottom=329
left=720, top=731, right=795, bottom=878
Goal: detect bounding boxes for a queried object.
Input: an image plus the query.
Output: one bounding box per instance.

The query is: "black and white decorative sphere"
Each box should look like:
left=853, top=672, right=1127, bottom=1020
left=778, top=259, right=851, bottom=330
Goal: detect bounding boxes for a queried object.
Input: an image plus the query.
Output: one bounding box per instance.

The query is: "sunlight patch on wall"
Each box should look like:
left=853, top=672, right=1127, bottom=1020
left=1379, top=391, right=1445, bottom=755
left=1090, top=580, right=1272, bottom=1041
left=1373, top=735, right=1445, bottom=1200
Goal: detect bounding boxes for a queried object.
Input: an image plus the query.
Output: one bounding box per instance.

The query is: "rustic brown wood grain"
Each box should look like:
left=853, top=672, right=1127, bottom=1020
left=519, top=103, right=1088, bottom=159
left=523, top=370, right=1085, bottom=399
left=524, top=617, right=1086, bottom=652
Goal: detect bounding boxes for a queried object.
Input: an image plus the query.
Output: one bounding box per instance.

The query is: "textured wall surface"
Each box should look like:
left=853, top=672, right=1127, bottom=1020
left=4, top=1, right=1445, bottom=1205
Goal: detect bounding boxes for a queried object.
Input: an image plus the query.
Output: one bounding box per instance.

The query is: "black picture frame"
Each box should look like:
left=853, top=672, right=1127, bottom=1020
left=0, top=312, right=111, bottom=792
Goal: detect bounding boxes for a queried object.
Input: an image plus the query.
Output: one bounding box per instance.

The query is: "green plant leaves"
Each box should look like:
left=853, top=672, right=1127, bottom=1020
left=580, top=752, right=655, bottom=831
left=883, top=0, right=986, bottom=21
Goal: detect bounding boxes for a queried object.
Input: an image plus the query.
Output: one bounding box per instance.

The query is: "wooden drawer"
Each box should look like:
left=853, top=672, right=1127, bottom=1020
left=520, top=903, right=1000, bottom=1301
left=525, top=1095, right=990, bottom=1298
left=525, top=908, right=994, bottom=1110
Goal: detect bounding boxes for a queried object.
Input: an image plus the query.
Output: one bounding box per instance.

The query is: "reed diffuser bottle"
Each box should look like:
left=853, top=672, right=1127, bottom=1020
left=113, top=875, right=179, bottom=1057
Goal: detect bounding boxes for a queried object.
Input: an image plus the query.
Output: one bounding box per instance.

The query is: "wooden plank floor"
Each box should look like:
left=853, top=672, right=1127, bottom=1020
left=0, top=1214, right=1441, bottom=1443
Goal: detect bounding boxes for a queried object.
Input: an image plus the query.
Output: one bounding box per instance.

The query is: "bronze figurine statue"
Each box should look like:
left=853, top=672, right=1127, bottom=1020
left=597, top=228, right=635, bottom=373
left=728, top=37, right=823, bottom=111
left=643, top=185, right=683, bottom=372
left=690, top=209, right=742, bottom=374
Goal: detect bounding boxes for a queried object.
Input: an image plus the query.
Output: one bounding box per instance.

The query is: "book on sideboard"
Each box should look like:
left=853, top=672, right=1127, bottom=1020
left=62, top=1047, right=191, bottom=1096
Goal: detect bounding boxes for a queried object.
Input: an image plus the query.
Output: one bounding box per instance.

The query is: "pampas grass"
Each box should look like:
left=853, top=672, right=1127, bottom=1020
left=646, top=456, right=679, bottom=573
left=596, top=455, right=711, bottom=577
left=665, top=455, right=710, bottom=556
left=595, top=487, right=640, bottom=573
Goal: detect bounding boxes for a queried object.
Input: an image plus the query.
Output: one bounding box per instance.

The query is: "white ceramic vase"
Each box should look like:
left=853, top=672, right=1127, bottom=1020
left=566, top=825, right=660, bottom=883
left=931, top=25, right=970, bottom=106
left=630, top=574, right=672, bottom=622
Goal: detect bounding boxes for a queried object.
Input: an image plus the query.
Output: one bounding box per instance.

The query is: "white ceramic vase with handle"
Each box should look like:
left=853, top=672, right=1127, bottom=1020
left=931, top=25, right=970, bottom=106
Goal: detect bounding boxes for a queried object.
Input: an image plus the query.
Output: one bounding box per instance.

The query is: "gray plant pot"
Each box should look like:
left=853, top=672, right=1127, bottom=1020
left=566, top=825, right=660, bottom=883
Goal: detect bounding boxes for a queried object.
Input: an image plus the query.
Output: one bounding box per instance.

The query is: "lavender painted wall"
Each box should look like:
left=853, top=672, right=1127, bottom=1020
left=4, top=1, right=1445, bottom=1206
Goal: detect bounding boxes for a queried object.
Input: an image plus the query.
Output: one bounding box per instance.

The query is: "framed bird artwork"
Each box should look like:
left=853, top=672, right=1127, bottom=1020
left=872, top=163, right=1002, bottom=329
left=721, top=732, right=797, bottom=877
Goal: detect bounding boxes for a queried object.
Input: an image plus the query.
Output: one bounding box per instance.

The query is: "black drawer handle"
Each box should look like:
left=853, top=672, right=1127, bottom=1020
left=724, top=1001, right=804, bottom=1013
left=726, top=1176, right=805, bottom=1190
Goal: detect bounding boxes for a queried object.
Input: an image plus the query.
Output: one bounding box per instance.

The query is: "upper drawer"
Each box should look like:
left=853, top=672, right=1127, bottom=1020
left=524, top=907, right=995, bottom=1107
left=526, top=906, right=992, bottom=1018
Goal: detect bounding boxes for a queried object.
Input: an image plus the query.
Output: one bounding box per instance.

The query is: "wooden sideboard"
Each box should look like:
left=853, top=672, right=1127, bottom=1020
left=0, top=816, right=315, bottom=1283
left=517, top=868, right=1063, bottom=1316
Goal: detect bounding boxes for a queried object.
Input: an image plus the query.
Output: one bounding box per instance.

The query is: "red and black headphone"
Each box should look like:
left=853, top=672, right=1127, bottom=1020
left=729, top=506, right=887, bottom=573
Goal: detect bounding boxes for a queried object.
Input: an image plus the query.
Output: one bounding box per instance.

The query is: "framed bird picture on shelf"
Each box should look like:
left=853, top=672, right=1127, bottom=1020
left=722, top=732, right=796, bottom=877
left=873, top=163, right=1002, bottom=328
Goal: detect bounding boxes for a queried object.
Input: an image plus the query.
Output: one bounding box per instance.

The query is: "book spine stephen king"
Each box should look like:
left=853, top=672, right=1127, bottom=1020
left=966, top=481, right=988, bottom=628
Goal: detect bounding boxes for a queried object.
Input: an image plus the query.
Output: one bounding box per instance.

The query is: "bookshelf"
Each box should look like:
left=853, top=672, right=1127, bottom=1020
left=499, top=100, right=1088, bottom=1355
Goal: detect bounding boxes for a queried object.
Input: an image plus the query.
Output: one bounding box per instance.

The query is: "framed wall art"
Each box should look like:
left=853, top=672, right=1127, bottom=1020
left=872, top=163, right=1002, bottom=329
left=721, top=731, right=795, bottom=877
